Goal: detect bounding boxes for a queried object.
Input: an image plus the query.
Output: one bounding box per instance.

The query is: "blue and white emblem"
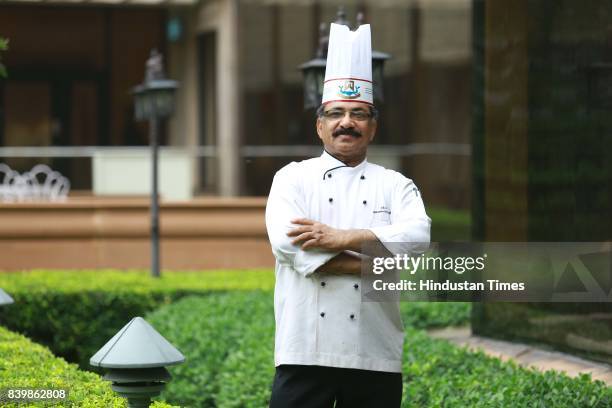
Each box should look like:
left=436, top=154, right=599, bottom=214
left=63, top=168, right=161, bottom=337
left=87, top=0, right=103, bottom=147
left=337, top=80, right=361, bottom=99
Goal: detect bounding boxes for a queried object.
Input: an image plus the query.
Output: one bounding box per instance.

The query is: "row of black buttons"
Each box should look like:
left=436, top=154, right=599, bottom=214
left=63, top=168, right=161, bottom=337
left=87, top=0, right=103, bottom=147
left=320, top=312, right=356, bottom=320
left=320, top=282, right=359, bottom=289
left=326, top=174, right=367, bottom=180
left=326, top=173, right=367, bottom=204
left=320, top=168, right=365, bottom=322
left=328, top=198, right=368, bottom=205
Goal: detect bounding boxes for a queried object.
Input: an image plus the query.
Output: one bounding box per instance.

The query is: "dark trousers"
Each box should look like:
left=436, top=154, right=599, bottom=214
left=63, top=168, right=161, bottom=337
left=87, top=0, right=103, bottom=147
left=269, top=365, right=402, bottom=408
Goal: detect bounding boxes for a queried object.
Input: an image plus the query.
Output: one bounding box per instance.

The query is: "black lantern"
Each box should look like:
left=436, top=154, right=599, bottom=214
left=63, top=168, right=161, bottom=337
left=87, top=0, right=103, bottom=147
left=299, top=60, right=327, bottom=110
left=133, top=50, right=178, bottom=120
left=299, top=8, right=390, bottom=110
left=132, top=49, right=178, bottom=279
left=372, top=50, right=391, bottom=102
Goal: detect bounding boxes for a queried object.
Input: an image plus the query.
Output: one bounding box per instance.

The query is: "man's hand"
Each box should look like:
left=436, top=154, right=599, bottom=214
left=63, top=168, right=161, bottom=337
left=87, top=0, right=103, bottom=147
left=287, top=218, right=377, bottom=252
left=287, top=218, right=348, bottom=250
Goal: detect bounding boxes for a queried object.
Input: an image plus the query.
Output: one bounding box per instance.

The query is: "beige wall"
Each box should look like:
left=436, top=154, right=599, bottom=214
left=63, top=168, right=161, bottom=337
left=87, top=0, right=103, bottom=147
left=0, top=197, right=273, bottom=270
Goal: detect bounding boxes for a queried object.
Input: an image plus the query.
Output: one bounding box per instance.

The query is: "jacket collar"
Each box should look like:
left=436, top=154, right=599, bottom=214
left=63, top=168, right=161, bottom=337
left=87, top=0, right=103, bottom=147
left=320, top=150, right=368, bottom=179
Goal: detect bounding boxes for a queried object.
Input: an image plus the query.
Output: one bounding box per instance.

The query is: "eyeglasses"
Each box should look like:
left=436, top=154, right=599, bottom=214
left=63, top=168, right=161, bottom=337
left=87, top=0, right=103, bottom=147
left=322, top=109, right=372, bottom=121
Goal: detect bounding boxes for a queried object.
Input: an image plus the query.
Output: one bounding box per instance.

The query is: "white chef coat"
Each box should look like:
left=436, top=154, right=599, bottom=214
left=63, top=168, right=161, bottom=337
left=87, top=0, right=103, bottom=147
left=265, top=150, right=431, bottom=373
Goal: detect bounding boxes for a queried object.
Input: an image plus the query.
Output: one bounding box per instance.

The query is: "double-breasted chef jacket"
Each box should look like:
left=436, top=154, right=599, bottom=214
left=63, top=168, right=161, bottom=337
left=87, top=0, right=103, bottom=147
left=266, top=150, right=431, bottom=373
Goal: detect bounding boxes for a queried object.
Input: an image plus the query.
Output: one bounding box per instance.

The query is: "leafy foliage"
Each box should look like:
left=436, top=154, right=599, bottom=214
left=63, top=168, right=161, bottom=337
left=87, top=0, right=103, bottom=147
left=2, top=270, right=609, bottom=407
left=0, top=270, right=274, bottom=369
left=400, top=301, right=470, bottom=329
left=0, top=326, right=175, bottom=407
left=147, top=293, right=611, bottom=408
left=146, top=292, right=275, bottom=407
left=428, top=206, right=471, bottom=241
left=402, top=328, right=612, bottom=407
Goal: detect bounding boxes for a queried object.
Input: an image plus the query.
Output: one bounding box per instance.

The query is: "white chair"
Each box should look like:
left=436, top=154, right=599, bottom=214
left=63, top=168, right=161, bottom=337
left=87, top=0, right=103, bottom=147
left=0, top=163, right=17, bottom=202
left=0, top=163, right=71, bottom=202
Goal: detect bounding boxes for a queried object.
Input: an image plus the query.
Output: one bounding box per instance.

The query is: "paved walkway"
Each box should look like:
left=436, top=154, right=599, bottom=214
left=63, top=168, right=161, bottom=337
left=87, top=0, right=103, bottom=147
left=428, top=326, right=612, bottom=386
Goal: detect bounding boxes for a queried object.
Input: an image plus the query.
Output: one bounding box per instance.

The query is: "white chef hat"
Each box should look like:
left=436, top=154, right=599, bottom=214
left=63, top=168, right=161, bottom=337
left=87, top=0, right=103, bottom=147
left=322, top=23, right=373, bottom=106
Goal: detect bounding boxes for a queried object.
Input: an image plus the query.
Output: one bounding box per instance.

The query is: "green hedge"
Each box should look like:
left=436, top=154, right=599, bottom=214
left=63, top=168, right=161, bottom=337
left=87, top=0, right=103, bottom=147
left=401, top=328, right=611, bottom=407
left=0, top=270, right=471, bottom=407
left=0, top=326, right=175, bottom=407
left=0, top=270, right=274, bottom=369
left=146, top=291, right=275, bottom=407
left=399, top=301, right=470, bottom=329
left=428, top=206, right=471, bottom=241
left=0, top=269, right=469, bottom=373
left=2, top=270, right=610, bottom=407
left=147, top=293, right=611, bottom=407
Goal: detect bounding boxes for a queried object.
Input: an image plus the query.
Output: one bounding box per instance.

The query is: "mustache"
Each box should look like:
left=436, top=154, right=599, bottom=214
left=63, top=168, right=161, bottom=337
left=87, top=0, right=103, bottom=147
left=333, top=127, right=362, bottom=138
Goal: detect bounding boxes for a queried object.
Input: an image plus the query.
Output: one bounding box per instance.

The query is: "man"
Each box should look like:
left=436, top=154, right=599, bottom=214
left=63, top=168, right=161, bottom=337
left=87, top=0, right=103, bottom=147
left=266, top=23, right=430, bottom=408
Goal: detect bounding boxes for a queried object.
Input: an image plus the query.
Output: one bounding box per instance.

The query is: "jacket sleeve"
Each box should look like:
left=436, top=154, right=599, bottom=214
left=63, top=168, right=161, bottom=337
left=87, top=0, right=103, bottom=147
left=368, top=172, right=431, bottom=255
left=265, top=164, right=339, bottom=277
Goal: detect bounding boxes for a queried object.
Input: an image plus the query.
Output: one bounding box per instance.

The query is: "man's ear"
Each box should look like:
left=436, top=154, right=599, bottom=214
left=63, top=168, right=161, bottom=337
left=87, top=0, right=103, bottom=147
left=316, top=117, right=324, bottom=141
left=369, top=120, right=377, bottom=142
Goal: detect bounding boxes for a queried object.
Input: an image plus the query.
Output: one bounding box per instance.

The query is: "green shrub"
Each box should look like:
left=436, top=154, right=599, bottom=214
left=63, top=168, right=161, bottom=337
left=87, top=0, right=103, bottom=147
left=0, top=270, right=274, bottom=369
left=0, top=269, right=467, bottom=373
left=146, top=291, right=274, bottom=407
left=400, top=301, right=470, bottom=329
left=213, top=298, right=275, bottom=408
left=2, top=270, right=608, bottom=407
left=146, top=293, right=612, bottom=407
left=428, top=206, right=471, bottom=241
left=402, top=327, right=612, bottom=407
left=0, top=325, right=175, bottom=407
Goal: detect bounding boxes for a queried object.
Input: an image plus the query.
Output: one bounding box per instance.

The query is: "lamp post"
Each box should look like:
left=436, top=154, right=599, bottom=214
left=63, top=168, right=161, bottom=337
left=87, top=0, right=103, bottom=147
left=0, top=288, right=13, bottom=306
left=90, top=317, right=185, bottom=408
left=133, top=49, right=178, bottom=278
left=299, top=7, right=390, bottom=110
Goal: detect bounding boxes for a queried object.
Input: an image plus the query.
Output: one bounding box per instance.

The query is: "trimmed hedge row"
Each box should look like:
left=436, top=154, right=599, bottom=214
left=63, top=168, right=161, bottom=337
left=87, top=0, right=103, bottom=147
left=428, top=206, right=471, bottom=241
left=401, top=327, right=611, bottom=407
left=148, top=294, right=471, bottom=407
left=0, top=325, right=175, bottom=407
left=146, top=291, right=275, bottom=407
left=148, top=293, right=612, bottom=408
left=0, top=269, right=471, bottom=407
left=399, top=301, right=470, bottom=329
left=0, top=270, right=274, bottom=369
left=0, top=269, right=470, bottom=372
left=4, top=270, right=609, bottom=406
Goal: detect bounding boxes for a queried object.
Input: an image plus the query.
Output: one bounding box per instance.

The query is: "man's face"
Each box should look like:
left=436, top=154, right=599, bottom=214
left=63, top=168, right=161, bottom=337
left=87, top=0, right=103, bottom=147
left=316, top=101, right=377, bottom=163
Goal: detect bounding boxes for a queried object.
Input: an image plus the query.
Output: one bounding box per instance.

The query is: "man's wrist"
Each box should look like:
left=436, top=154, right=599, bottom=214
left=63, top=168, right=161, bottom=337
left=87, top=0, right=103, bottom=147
left=343, top=229, right=377, bottom=252
left=315, top=251, right=362, bottom=275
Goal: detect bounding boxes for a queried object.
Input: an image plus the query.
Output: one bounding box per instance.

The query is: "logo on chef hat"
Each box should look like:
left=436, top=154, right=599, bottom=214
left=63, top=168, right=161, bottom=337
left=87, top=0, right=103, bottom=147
left=338, top=80, right=361, bottom=99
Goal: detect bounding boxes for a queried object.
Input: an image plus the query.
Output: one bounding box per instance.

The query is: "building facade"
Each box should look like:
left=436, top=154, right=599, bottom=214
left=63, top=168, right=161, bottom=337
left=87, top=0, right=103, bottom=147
left=0, top=0, right=472, bottom=206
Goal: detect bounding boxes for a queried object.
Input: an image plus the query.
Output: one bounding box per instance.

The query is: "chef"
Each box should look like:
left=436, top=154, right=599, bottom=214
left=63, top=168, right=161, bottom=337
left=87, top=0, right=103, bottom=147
left=266, top=22, right=431, bottom=408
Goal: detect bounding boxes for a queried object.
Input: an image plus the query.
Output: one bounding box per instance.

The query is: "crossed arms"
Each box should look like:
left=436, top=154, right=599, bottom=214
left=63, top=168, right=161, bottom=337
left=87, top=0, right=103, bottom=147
left=265, top=164, right=431, bottom=278
left=287, top=218, right=379, bottom=275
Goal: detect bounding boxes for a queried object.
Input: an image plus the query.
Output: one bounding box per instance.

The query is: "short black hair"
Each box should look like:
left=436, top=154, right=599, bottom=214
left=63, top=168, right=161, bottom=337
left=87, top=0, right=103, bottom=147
left=316, top=104, right=379, bottom=121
